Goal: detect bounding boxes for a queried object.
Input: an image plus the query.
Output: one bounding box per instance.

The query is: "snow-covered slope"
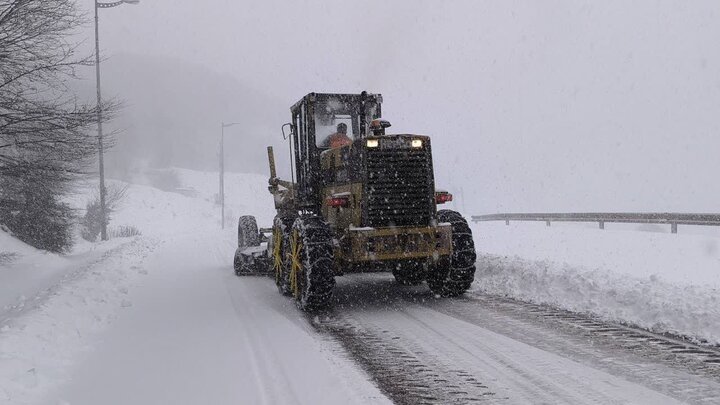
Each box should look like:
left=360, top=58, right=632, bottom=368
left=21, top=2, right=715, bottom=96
left=104, top=168, right=276, bottom=238
left=0, top=225, right=130, bottom=319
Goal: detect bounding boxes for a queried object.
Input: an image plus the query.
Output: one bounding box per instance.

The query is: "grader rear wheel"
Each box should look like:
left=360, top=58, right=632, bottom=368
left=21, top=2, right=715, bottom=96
left=427, top=210, right=477, bottom=297
left=289, top=215, right=335, bottom=311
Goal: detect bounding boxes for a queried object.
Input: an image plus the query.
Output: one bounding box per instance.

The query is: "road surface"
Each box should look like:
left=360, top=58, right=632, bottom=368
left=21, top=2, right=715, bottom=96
left=26, top=230, right=720, bottom=405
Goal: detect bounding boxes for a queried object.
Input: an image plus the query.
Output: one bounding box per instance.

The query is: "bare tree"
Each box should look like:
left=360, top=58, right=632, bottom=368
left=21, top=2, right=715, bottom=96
left=0, top=0, right=119, bottom=251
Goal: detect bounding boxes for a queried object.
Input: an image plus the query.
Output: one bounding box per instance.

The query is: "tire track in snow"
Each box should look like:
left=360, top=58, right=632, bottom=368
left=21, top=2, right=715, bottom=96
left=315, top=314, right=496, bottom=404
left=211, top=234, right=303, bottom=405
left=428, top=294, right=720, bottom=382
left=311, top=274, right=720, bottom=404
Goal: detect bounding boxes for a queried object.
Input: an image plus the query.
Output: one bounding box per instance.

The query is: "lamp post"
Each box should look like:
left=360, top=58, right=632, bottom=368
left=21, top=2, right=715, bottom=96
left=95, top=0, right=140, bottom=241
left=220, top=122, right=241, bottom=230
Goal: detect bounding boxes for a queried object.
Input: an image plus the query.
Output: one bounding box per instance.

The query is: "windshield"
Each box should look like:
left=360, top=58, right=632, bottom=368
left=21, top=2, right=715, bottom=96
left=314, top=98, right=360, bottom=147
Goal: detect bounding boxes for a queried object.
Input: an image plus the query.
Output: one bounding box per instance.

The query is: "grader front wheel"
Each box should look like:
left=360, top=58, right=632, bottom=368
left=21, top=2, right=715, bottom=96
left=427, top=210, right=477, bottom=297
left=272, top=216, right=295, bottom=296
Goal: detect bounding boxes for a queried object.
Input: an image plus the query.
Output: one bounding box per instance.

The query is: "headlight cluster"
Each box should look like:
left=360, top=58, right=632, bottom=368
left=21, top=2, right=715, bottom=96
left=366, top=139, right=423, bottom=148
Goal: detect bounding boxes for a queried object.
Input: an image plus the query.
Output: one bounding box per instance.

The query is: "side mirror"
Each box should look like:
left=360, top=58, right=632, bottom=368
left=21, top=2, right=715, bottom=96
left=281, top=122, right=294, bottom=140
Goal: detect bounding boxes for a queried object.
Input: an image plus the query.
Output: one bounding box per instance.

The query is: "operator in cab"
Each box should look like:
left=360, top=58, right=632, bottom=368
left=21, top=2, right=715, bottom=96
left=321, top=123, right=352, bottom=149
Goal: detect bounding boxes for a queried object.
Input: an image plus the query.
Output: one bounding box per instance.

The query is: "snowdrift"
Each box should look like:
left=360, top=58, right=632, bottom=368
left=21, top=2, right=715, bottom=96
left=471, top=222, right=720, bottom=344
left=0, top=168, right=280, bottom=404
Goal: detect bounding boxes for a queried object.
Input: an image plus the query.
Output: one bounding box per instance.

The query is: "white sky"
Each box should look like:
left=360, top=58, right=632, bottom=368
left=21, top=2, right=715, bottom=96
left=81, top=0, right=720, bottom=213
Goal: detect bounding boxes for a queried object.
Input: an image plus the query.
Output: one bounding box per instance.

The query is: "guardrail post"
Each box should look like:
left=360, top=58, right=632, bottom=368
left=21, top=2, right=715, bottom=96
left=505, top=220, right=510, bottom=225
left=671, top=222, right=677, bottom=234
left=546, top=220, right=551, bottom=227
left=599, top=220, right=604, bottom=230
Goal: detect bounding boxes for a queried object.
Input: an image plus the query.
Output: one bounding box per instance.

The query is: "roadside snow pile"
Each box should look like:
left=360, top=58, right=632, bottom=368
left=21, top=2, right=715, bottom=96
left=471, top=222, right=720, bottom=344
left=0, top=227, right=124, bottom=316
left=0, top=168, right=274, bottom=404
left=0, top=228, right=34, bottom=266
left=0, top=229, right=56, bottom=311
left=0, top=239, right=156, bottom=404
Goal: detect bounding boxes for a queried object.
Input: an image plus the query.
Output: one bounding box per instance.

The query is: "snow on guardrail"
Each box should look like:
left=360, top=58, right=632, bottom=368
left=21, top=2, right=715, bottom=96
left=472, top=212, right=720, bottom=234
left=470, top=220, right=720, bottom=344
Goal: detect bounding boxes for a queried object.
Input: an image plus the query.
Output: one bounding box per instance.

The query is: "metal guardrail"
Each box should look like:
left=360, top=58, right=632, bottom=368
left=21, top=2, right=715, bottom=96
left=471, top=213, right=720, bottom=234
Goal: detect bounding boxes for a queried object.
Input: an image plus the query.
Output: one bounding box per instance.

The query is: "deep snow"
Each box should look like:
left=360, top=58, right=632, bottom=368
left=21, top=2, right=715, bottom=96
left=471, top=221, right=720, bottom=344
left=0, top=231, right=129, bottom=321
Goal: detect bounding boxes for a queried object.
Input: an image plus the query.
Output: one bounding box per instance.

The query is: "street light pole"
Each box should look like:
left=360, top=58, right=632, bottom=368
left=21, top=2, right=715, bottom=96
left=220, top=122, right=240, bottom=230
left=221, top=123, right=224, bottom=229
left=94, top=0, right=140, bottom=241
left=94, top=2, right=106, bottom=241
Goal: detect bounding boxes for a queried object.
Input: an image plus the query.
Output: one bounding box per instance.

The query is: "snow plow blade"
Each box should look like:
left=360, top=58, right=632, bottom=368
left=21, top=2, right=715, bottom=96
left=233, top=245, right=271, bottom=276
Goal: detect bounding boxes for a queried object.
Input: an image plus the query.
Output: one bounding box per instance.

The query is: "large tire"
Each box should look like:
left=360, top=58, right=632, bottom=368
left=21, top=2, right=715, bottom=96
left=238, top=215, right=260, bottom=248
left=392, top=261, right=426, bottom=286
left=233, top=253, right=242, bottom=276
left=427, top=210, right=476, bottom=297
left=272, top=215, right=296, bottom=295
left=288, top=215, right=336, bottom=310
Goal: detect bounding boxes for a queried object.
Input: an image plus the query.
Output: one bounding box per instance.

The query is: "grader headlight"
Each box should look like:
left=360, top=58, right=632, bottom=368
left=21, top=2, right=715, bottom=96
left=366, top=139, right=379, bottom=148
left=411, top=139, right=423, bottom=148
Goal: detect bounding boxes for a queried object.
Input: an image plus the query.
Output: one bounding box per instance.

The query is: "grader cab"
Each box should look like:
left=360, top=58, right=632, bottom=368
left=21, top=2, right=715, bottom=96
left=234, top=92, right=477, bottom=310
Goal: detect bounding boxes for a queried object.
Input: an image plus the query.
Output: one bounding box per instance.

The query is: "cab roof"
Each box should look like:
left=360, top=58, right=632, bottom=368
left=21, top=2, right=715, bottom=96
left=291, top=92, right=383, bottom=112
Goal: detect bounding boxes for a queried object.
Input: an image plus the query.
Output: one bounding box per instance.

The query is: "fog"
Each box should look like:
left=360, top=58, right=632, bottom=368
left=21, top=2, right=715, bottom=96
left=77, top=0, right=720, bottom=214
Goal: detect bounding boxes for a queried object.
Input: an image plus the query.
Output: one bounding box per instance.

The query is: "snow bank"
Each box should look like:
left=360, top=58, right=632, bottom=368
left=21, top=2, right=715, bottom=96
left=0, top=167, right=273, bottom=316
left=471, top=222, right=720, bottom=344
left=0, top=238, right=156, bottom=404
left=0, top=228, right=130, bottom=317
left=0, top=168, right=276, bottom=403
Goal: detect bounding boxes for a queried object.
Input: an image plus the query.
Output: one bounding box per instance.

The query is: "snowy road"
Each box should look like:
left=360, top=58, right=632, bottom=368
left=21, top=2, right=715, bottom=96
left=314, top=275, right=720, bottom=404
left=40, top=232, right=720, bottom=404
left=39, top=230, right=720, bottom=404
left=39, top=234, right=390, bottom=405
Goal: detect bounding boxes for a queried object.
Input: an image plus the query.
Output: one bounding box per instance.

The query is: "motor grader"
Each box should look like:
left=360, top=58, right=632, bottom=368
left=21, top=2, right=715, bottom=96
left=233, top=92, right=476, bottom=310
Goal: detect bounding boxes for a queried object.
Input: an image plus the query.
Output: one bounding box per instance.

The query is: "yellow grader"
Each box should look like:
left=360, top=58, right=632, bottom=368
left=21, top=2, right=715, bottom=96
left=234, top=92, right=476, bottom=310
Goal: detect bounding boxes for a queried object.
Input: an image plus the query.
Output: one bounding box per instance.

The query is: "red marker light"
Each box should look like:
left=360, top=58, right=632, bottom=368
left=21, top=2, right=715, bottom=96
left=435, top=192, right=453, bottom=204
left=327, top=197, right=349, bottom=208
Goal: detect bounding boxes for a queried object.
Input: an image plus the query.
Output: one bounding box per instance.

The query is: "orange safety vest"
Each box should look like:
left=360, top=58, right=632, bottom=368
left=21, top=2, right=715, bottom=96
left=328, top=133, right=352, bottom=149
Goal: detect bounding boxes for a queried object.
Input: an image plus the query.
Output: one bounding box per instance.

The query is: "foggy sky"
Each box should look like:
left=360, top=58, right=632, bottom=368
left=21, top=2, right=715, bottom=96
left=80, top=0, right=720, bottom=213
